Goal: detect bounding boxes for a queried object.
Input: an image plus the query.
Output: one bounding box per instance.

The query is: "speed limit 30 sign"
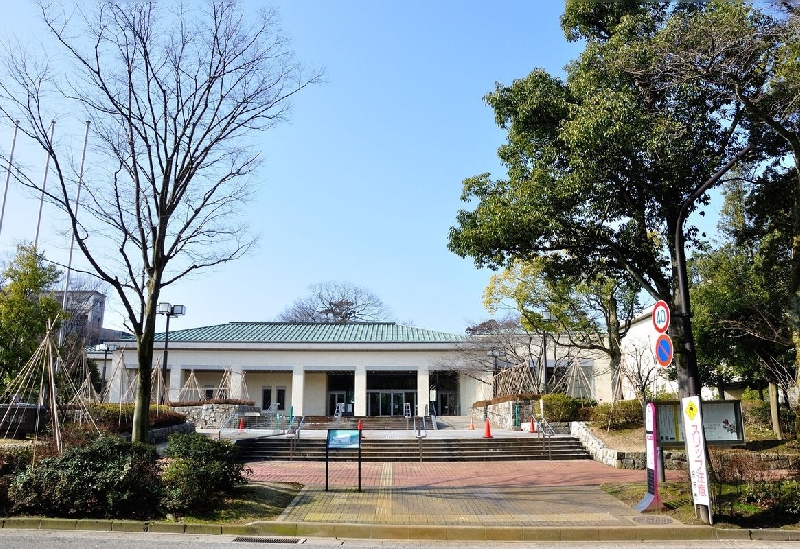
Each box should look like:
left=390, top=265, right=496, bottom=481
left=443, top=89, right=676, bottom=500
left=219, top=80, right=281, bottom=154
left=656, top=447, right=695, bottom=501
left=652, top=300, right=670, bottom=333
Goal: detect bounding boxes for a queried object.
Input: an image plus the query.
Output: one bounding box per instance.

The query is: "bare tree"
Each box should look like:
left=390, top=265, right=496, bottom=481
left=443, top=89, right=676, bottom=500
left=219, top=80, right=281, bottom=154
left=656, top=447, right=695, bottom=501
left=0, top=3, right=322, bottom=442
left=434, top=315, right=593, bottom=399
left=277, top=281, right=393, bottom=323
left=620, top=342, right=666, bottom=404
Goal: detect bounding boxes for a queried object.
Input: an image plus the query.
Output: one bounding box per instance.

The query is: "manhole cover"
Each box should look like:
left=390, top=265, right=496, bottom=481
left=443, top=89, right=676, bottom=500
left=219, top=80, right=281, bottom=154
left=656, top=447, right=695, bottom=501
left=632, top=516, right=674, bottom=525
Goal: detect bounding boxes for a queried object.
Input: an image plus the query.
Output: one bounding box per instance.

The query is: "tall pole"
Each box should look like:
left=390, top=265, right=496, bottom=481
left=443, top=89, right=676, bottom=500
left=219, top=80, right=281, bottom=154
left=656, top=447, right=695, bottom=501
left=57, top=120, right=91, bottom=350
left=0, top=121, right=19, bottom=243
left=161, top=314, right=171, bottom=405
left=541, top=332, right=547, bottom=392
left=674, top=145, right=752, bottom=525
left=34, top=120, right=56, bottom=248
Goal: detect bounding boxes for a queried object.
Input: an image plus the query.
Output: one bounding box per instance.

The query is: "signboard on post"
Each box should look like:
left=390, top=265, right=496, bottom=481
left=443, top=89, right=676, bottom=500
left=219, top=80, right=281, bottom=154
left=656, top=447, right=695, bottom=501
left=656, top=400, right=744, bottom=447
left=325, top=429, right=362, bottom=492
left=635, top=402, right=662, bottom=511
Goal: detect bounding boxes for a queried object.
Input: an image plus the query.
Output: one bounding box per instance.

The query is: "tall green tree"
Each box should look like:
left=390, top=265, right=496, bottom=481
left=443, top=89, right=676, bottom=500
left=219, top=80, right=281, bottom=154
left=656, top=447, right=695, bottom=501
left=483, top=258, right=640, bottom=399
left=448, top=2, right=753, bottom=397
left=692, top=176, right=795, bottom=436
left=0, top=244, right=62, bottom=387
left=649, top=0, right=800, bottom=427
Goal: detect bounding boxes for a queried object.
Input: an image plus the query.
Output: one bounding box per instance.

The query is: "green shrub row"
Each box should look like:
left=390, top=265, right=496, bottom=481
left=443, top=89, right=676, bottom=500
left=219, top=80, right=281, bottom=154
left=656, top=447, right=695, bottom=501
left=472, top=393, right=642, bottom=427
left=0, top=432, right=248, bottom=520
left=590, top=400, right=645, bottom=429
left=70, top=403, right=188, bottom=434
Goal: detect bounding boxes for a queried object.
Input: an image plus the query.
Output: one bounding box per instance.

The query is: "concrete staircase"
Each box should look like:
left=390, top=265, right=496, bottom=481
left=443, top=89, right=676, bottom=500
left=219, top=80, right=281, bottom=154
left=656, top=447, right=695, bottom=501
left=297, top=416, right=436, bottom=430
left=237, top=434, right=591, bottom=462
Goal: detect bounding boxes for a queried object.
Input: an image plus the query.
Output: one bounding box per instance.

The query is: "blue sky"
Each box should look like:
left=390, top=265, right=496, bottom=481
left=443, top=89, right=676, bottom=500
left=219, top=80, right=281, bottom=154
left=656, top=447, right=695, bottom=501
left=0, top=2, right=715, bottom=335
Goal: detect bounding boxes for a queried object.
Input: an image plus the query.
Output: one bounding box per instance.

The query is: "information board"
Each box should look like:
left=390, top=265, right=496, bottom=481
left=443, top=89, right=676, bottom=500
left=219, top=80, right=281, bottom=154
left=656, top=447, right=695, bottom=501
left=655, top=400, right=744, bottom=447
left=327, top=429, right=361, bottom=449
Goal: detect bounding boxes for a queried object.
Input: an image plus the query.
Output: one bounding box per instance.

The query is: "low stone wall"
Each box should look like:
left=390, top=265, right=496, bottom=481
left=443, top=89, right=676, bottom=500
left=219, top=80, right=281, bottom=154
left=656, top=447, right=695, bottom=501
left=471, top=400, right=537, bottom=430
left=147, top=422, right=194, bottom=445
left=170, top=404, right=260, bottom=429
left=470, top=401, right=572, bottom=434
left=571, top=421, right=687, bottom=470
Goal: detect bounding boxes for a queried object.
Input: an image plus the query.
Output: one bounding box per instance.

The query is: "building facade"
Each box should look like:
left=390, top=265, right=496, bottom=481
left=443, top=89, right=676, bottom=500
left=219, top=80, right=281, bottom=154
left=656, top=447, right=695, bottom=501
left=109, top=322, right=488, bottom=417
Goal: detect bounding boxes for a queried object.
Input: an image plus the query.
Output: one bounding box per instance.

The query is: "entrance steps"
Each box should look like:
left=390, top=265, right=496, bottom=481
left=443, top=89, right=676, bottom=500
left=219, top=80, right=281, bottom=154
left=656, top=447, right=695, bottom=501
left=298, top=416, right=435, bottom=430
left=237, top=433, right=591, bottom=462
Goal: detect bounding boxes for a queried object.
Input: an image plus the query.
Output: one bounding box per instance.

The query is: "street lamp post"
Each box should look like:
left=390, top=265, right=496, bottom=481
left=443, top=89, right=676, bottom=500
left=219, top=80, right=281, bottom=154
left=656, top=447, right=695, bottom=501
left=97, top=343, right=117, bottom=402
left=157, top=302, right=186, bottom=405
left=541, top=312, right=553, bottom=392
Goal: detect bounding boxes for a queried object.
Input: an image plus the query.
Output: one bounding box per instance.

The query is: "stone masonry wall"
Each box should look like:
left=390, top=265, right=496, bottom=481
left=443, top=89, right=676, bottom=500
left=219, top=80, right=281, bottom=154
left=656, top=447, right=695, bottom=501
left=170, top=403, right=259, bottom=429
left=571, top=421, right=687, bottom=470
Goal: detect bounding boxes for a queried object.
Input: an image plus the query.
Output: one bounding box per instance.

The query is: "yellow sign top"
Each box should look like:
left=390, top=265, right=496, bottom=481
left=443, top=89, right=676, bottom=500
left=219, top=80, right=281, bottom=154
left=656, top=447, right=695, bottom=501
left=685, top=400, right=698, bottom=421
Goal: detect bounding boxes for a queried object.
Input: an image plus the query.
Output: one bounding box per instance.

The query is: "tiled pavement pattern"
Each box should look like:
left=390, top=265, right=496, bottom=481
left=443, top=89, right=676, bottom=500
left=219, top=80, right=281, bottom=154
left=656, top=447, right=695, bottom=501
left=248, top=459, right=688, bottom=528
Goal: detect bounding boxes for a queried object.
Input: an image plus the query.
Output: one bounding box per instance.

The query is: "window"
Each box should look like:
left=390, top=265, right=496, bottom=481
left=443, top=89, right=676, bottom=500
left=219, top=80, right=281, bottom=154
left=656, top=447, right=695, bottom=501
left=276, top=386, right=286, bottom=410
left=203, top=385, right=214, bottom=400
left=262, top=387, right=272, bottom=409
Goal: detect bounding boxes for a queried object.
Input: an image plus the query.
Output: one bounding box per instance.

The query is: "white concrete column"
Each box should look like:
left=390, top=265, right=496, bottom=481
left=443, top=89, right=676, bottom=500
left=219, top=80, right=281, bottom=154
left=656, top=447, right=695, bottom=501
left=354, top=366, right=367, bottom=416
left=230, top=365, right=244, bottom=400
left=168, top=364, right=182, bottom=403
left=291, top=366, right=305, bottom=416
left=417, top=368, right=430, bottom=416
left=106, top=352, right=122, bottom=403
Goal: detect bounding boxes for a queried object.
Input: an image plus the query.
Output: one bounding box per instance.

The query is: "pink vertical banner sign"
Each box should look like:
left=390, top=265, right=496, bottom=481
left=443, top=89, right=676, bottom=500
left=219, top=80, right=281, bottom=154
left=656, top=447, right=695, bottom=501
left=682, top=396, right=712, bottom=511
left=635, top=402, right=662, bottom=511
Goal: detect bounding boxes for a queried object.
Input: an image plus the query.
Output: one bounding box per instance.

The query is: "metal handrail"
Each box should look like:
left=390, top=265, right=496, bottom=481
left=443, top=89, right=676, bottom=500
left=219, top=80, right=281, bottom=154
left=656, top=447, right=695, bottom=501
left=412, top=415, right=427, bottom=438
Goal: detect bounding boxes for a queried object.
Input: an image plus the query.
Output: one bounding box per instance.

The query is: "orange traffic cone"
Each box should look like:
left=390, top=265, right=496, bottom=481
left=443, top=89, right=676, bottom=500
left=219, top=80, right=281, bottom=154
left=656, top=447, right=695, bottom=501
left=483, top=418, right=493, bottom=439
left=469, top=417, right=475, bottom=430
left=530, top=416, right=536, bottom=433
left=238, top=417, right=245, bottom=431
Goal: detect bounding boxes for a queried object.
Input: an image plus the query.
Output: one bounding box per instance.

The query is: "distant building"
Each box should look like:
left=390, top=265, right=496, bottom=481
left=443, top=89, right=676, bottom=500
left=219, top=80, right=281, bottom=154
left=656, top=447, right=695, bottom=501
left=51, top=290, right=106, bottom=346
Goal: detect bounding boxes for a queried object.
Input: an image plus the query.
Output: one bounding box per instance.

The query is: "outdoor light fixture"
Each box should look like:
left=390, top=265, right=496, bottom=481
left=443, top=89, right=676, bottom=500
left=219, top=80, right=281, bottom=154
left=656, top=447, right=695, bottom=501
left=157, top=302, right=186, bottom=404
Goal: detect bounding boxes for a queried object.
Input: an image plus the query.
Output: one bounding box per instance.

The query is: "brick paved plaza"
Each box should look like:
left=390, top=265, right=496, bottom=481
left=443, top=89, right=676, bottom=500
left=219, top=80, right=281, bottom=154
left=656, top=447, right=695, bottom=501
left=248, top=459, right=688, bottom=528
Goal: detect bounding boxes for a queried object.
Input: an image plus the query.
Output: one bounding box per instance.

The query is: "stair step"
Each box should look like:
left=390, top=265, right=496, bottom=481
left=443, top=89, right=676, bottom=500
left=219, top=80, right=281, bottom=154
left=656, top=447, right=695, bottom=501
left=237, top=434, right=591, bottom=462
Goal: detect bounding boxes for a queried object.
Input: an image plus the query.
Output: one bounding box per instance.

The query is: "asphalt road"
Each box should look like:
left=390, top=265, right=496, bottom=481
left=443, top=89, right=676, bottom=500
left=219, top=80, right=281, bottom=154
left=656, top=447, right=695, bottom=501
left=0, top=530, right=799, bottom=549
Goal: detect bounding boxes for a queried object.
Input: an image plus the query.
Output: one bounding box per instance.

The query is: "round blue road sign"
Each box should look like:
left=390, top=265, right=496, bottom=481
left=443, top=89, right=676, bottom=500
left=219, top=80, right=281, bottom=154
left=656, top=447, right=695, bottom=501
left=655, top=334, right=673, bottom=367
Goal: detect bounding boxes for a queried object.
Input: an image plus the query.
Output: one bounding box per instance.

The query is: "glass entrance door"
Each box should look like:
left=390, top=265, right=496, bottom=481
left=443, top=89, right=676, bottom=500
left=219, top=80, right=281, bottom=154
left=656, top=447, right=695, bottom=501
left=328, top=391, right=346, bottom=415
left=367, top=391, right=416, bottom=416
left=437, top=391, right=458, bottom=415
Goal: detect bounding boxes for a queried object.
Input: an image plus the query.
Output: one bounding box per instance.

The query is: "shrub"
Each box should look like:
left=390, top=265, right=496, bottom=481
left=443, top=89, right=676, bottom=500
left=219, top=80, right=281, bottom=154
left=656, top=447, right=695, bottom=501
left=541, top=394, right=581, bottom=422
left=591, top=400, right=644, bottom=429
left=161, top=432, right=250, bottom=515
left=9, top=436, right=161, bottom=519
left=0, top=446, right=35, bottom=515
left=741, top=400, right=796, bottom=436
left=80, top=403, right=187, bottom=434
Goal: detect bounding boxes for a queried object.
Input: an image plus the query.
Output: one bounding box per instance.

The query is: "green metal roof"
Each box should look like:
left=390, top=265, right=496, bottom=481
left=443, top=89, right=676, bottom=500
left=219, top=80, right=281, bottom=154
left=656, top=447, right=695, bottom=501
left=154, top=322, right=464, bottom=344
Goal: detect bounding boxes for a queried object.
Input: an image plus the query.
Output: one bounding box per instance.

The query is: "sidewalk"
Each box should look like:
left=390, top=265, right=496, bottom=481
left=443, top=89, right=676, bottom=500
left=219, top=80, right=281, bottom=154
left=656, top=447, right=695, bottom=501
left=239, top=427, right=800, bottom=542
left=4, top=426, right=800, bottom=542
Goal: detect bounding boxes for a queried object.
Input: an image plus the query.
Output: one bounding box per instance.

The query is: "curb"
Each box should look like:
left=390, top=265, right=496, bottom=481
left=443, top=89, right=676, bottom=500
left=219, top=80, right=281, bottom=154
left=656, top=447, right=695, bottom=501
left=3, top=518, right=800, bottom=542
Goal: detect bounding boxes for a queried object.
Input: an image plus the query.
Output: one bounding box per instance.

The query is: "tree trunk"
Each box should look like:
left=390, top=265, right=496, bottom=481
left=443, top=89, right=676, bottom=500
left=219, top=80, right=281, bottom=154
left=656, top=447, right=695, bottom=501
left=769, top=382, right=783, bottom=440
left=131, top=288, right=160, bottom=444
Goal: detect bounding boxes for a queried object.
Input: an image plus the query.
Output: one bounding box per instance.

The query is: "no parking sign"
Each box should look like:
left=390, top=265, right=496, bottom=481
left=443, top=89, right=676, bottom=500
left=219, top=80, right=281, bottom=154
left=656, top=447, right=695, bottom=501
left=655, top=334, right=674, bottom=367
